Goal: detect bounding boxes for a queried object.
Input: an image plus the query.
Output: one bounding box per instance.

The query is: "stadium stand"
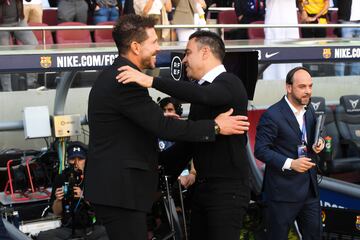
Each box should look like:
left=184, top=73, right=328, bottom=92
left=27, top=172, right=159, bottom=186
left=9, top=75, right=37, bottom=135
left=16, top=22, right=54, bottom=45
left=217, top=10, right=238, bottom=40
left=94, top=21, right=115, bottom=43
left=55, top=22, right=92, bottom=44
left=42, top=8, right=57, bottom=26
left=247, top=20, right=265, bottom=39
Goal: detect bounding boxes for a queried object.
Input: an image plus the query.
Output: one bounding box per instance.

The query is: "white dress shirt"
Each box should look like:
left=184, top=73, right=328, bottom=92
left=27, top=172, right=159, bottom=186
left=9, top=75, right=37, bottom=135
left=198, top=64, right=226, bottom=85
left=282, top=95, right=307, bottom=171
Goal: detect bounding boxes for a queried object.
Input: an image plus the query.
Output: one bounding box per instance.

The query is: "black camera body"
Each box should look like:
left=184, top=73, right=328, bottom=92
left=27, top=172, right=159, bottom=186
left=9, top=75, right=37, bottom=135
left=62, top=165, right=82, bottom=211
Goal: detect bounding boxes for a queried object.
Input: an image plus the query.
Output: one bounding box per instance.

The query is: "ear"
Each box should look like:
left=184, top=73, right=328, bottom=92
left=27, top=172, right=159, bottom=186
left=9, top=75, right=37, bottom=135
left=130, top=41, right=141, bottom=55
left=201, top=46, right=210, bottom=60
left=286, top=83, right=292, bottom=94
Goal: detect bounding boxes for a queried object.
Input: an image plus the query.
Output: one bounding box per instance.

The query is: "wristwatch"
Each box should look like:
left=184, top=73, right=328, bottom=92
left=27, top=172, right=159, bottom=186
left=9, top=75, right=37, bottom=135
left=214, top=122, right=221, bottom=135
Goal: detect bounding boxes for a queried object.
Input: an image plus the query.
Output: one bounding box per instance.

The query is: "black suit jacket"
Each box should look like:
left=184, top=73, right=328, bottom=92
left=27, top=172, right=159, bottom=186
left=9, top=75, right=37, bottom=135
left=254, top=97, right=319, bottom=202
left=84, top=56, right=216, bottom=212
left=153, top=72, right=249, bottom=181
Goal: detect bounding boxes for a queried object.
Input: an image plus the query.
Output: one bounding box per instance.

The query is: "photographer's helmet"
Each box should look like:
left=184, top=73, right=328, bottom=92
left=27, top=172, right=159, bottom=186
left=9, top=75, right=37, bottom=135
left=67, top=141, right=87, bottom=160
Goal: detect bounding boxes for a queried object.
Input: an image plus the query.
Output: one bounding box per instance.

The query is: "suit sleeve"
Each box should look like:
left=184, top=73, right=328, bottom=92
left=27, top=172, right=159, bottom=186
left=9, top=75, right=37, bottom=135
left=254, top=111, right=288, bottom=170
left=152, top=76, right=233, bottom=106
left=116, top=84, right=215, bottom=142
left=160, top=142, right=194, bottom=177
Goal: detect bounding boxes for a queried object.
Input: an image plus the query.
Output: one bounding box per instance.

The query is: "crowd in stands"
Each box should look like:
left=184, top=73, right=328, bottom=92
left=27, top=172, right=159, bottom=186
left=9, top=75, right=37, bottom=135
left=0, top=0, right=359, bottom=91
left=0, top=0, right=349, bottom=45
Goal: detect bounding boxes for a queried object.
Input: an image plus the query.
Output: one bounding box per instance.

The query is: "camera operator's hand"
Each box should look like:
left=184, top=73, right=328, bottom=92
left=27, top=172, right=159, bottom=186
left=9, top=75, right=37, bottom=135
left=52, top=187, right=64, bottom=216
left=55, top=187, right=64, bottom=201
left=73, top=186, right=83, bottom=198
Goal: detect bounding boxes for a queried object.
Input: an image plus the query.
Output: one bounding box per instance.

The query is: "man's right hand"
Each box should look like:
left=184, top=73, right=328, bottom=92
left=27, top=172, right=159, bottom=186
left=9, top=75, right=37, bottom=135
left=55, top=187, right=64, bottom=201
left=290, top=157, right=316, bottom=173
left=117, top=65, right=153, bottom=88
left=164, top=112, right=180, bottom=119
left=214, top=108, right=249, bottom=135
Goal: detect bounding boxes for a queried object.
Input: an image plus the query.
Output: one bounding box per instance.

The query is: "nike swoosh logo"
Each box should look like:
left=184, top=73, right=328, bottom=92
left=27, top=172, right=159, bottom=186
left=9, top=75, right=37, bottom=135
left=265, top=52, right=280, bottom=58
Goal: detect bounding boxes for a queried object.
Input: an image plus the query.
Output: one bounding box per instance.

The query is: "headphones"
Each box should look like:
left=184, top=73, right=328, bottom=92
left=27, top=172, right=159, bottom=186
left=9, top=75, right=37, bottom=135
left=286, top=66, right=311, bottom=85
left=158, top=97, right=183, bottom=116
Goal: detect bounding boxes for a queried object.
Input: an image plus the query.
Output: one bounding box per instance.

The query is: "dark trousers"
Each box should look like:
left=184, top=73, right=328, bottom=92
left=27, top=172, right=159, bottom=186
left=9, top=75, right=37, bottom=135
left=37, top=225, right=109, bottom=240
left=265, top=193, right=322, bottom=240
left=94, top=204, right=147, bottom=240
left=189, top=179, right=250, bottom=240
left=301, top=27, right=326, bottom=38
left=0, top=218, right=11, bottom=240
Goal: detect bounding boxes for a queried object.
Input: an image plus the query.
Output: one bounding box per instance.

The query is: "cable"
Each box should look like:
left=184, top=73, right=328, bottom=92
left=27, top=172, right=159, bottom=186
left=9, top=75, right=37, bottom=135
left=74, top=189, right=83, bottom=212
left=58, top=141, right=62, bottom=174
left=43, top=137, right=50, bottom=149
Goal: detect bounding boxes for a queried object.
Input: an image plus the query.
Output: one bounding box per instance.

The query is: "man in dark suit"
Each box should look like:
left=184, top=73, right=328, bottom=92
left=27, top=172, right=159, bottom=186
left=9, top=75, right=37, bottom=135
left=85, top=16, right=249, bottom=240
left=117, top=30, right=250, bottom=240
left=254, top=67, right=325, bottom=240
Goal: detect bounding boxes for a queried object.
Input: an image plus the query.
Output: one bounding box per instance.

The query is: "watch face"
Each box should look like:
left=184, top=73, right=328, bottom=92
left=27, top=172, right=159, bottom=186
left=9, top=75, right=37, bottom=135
left=215, top=124, right=220, bottom=134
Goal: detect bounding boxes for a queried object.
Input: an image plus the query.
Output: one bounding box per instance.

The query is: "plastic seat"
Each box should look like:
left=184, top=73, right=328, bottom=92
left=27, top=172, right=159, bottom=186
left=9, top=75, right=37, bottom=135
left=42, top=8, right=58, bottom=26
left=311, top=96, right=360, bottom=174
left=94, top=21, right=115, bottom=43
left=217, top=10, right=238, bottom=39
left=55, top=22, right=92, bottom=44
left=247, top=20, right=265, bottom=39
left=16, top=22, right=53, bottom=45
left=335, top=95, right=360, bottom=156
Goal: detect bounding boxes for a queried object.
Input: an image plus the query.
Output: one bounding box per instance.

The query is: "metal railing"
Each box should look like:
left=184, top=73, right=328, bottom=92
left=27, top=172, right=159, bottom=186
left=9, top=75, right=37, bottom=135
left=0, top=23, right=359, bottom=46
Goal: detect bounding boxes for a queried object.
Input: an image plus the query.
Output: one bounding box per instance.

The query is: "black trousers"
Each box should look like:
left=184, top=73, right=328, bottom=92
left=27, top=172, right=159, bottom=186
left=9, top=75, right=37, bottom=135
left=0, top=218, right=11, bottom=240
left=265, top=191, right=322, bottom=240
left=93, top=204, right=147, bottom=240
left=301, top=26, right=326, bottom=38
left=189, top=178, right=250, bottom=240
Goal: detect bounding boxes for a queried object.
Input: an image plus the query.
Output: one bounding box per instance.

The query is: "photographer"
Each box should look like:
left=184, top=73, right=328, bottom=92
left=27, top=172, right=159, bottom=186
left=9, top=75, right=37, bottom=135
left=37, top=142, right=108, bottom=240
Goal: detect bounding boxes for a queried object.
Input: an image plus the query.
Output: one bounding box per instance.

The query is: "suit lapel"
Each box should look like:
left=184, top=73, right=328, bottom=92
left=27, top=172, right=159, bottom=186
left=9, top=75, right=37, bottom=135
left=280, top=97, right=302, bottom=140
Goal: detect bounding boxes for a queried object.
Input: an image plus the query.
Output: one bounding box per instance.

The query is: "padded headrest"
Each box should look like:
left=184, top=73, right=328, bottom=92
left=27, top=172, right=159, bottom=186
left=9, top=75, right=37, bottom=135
left=340, top=95, right=360, bottom=114
left=310, top=96, right=326, bottom=115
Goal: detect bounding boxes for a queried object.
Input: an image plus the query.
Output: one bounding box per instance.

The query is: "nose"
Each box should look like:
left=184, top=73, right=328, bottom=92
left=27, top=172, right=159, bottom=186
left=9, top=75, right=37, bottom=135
left=182, top=56, right=187, bottom=64
left=155, top=42, right=160, bottom=53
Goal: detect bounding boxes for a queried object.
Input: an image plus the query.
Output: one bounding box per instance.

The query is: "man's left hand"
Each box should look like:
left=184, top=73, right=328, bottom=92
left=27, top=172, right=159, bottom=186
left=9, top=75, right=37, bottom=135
left=116, top=66, right=153, bottom=88
left=215, top=108, right=249, bottom=135
left=312, top=137, right=325, bottom=153
left=73, top=186, right=83, bottom=198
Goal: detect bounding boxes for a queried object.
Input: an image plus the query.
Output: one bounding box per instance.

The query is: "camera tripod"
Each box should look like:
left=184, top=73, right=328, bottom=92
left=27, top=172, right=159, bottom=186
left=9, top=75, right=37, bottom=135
left=155, top=174, right=188, bottom=240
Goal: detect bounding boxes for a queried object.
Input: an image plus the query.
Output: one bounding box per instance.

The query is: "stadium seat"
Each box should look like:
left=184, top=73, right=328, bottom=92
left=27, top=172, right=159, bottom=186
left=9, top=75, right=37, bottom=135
left=217, top=10, right=238, bottom=39
left=94, top=21, right=115, bottom=43
left=55, top=22, right=92, bottom=44
left=42, top=8, right=57, bottom=26
left=16, top=22, right=53, bottom=45
left=326, top=10, right=338, bottom=38
left=247, top=20, right=265, bottom=39
left=335, top=95, right=360, bottom=157
left=311, top=96, right=360, bottom=174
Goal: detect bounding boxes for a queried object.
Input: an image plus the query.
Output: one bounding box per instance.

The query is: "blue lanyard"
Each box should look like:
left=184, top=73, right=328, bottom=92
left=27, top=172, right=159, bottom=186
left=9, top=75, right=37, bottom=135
left=301, top=115, right=307, bottom=144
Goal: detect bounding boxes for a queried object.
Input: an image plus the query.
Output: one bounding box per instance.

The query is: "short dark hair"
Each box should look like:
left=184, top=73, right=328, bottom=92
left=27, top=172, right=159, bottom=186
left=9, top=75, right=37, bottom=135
left=286, top=66, right=311, bottom=85
left=158, top=97, right=183, bottom=116
left=112, top=14, right=157, bottom=55
left=189, top=31, right=226, bottom=61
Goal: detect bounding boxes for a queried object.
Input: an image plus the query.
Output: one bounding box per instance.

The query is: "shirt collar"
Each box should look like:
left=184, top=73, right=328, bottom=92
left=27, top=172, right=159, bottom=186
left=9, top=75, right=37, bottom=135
left=285, top=95, right=306, bottom=116
left=198, top=64, right=226, bottom=85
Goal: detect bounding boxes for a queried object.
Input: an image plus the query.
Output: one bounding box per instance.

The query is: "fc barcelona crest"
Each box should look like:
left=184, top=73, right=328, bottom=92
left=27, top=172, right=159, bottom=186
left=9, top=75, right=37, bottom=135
left=322, top=48, right=332, bottom=59
left=40, top=56, right=52, bottom=68
left=356, top=216, right=360, bottom=231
